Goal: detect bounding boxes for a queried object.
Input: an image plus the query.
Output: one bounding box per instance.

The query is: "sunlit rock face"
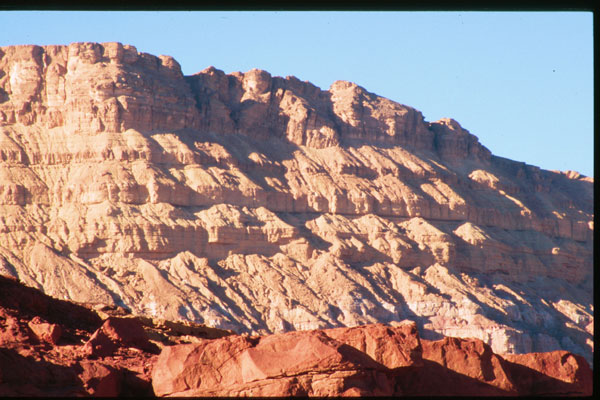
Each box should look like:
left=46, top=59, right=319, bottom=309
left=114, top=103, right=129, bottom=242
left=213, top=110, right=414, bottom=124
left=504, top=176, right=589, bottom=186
left=1, top=274, right=591, bottom=397
left=0, top=42, right=593, bottom=364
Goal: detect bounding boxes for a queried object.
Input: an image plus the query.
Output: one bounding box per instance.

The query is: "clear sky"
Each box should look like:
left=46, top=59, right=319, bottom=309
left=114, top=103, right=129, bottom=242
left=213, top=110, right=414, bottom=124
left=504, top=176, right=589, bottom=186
left=0, top=11, right=593, bottom=177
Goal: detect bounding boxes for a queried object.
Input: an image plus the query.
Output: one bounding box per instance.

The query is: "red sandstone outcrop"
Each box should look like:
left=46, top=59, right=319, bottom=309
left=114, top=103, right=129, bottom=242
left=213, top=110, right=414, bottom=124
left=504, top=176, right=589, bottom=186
left=502, top=351, right=593, bottom=396
left=0, top=275, right=593, bottom=396
left=399, top=336, right=592, bottom=396
left=151, top=319, right=592, bottom=397
left=152, top=330, right=395, bottom=397
left=0, top=42, right=593, bottom=366
left=419, top=337, right=517, bottom=393
left=0, top=274, right=231, bottom=396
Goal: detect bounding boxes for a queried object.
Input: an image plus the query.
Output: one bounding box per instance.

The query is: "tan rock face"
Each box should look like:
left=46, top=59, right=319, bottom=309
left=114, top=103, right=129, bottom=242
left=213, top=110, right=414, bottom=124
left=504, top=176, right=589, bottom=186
left=0, top=42, right=593, bottom=366
left=0, top=43, right=197, bottom=133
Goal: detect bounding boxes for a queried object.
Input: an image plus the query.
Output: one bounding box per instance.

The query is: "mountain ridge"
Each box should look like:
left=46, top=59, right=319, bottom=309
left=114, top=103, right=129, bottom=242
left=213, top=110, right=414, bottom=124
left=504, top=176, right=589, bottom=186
left=0, top=42, right=593, bottom=365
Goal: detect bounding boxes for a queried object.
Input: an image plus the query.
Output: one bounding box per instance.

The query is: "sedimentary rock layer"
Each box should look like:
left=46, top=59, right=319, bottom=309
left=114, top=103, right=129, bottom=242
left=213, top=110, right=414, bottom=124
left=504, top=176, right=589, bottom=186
left=0, top=275, right=592, bottom=397
left=153, top=325, right=592, bottom=397
left=0, top=43, right=593, bottom=364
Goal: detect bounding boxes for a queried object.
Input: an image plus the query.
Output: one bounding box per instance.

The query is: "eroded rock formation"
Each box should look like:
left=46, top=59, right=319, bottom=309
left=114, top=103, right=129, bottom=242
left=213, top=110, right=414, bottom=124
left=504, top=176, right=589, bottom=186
left=0, top=43, right=593, bottom=367
left=0, top=275, right=592, bottom=396
left=0, top=274, right=231, bottom=396
left=151, top=320, right=592, bottom=397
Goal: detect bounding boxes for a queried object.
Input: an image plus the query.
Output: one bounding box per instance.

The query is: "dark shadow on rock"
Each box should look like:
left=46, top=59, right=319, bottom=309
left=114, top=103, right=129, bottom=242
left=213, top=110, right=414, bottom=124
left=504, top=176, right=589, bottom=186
left=0, top=347, right=84, bottom=396
left=500, top=356, right=593, bottom=396
left=120, top=368, right=155, bottom=397
left=0, top=275, right=102, bottom=335
left=395, top=359, right=515, bottom=396
left=274, top=212, right=332, bottom=252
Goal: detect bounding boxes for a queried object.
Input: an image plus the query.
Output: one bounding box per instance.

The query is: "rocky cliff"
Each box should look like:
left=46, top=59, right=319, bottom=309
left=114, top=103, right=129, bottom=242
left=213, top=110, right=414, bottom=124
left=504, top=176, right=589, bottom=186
left=0, top=42, right=593, bottom=366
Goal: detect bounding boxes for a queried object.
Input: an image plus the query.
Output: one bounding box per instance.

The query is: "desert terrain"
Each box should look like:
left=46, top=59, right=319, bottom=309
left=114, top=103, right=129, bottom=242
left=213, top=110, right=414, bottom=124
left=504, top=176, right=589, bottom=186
left=0, top=42, right=593, bottom=396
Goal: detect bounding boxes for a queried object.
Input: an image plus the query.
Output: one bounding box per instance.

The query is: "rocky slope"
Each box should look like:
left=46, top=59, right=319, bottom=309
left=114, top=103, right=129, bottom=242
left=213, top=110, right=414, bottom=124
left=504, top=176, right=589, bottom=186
left=0, top=42, right=593, bottom=365
left=0, top=274, right=232, bottom=396
left=0, top=275, right=592, bottom=396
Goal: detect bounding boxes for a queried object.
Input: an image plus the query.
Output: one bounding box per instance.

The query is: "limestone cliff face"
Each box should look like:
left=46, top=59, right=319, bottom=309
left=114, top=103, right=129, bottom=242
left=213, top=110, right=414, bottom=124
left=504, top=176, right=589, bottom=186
left=0, top=43, right=593, bottom=364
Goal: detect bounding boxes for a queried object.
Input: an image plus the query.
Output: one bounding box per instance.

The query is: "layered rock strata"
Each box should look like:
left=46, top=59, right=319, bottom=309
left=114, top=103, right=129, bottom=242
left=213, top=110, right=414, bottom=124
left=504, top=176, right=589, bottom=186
left=0, top=275, right=592, bottom=397
left=0, top=43, right=593, bottom=365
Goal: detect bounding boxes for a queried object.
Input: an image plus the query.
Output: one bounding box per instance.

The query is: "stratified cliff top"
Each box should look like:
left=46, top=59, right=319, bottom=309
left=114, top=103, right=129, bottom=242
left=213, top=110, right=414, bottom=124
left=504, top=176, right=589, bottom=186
left=1, top=42, right=592, bottom=178
left=0, top=42, right=489, bottom=155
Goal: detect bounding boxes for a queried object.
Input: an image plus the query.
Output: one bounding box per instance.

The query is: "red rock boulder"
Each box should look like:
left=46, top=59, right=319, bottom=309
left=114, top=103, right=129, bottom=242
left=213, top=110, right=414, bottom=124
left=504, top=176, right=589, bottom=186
left=78, top=360, right=122, bottom=397
left=28, top=316, right=62, bottom=345
left=502, top=351, right=593, bottom=396
left=83, top=317, right=157, bottom=358
left=152, top=328, right=401, bottom=397
left=396, top=336, right=519, bottom=396
left=323, top=321, right=422, bottom=369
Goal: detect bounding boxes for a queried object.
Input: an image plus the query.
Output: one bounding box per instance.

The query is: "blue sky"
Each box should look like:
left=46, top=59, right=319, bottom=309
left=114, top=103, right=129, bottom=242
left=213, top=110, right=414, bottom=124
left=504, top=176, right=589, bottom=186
left=0, top=11, right=593, bottom=177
